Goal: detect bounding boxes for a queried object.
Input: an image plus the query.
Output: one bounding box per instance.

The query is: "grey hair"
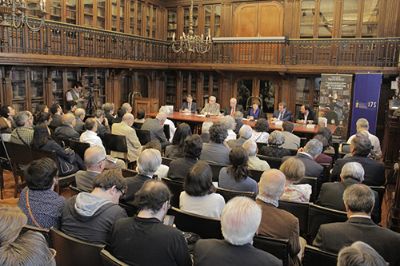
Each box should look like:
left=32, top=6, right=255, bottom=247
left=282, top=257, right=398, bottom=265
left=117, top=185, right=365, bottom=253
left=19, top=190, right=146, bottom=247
left=343, top=184, right=375, bottom=214
left=95, top=109, right=105, bottom=118
left=209, top=96, right=216, bottom=101
left=137, top=148, right=162, bottom=176
left=221, top=115, right=236, bottom=130
left=239, top=125, right=252, bottom=139
left=221, top=197, right=261, bottom=246
left=156, top=112, right=167, bottom=123
left=102, top=102, right=114, bottom=113
left=340, top=162, right=364, bottom=182
left=201, top=121, right=213, bottom=134
left=84, top=146, right=106, bottom=167
left=242, top=139, right=257, bottom=156
left=121, top=103, right=132, bottom=112
left=304, top=139, right=323, bottom=157
left=74, top=108, right=85, bottom=118
left=14, top=111, right=31, bottom=127
left=62, top=113, right=75, bottom=126
left=233, top=111, right=243, bottom=119
left=268, top=130, right=285, bottom=146
left=337, top=241, right=387, bottom=266
left=258, top=169, right=286, bottom=200
left=356, top=118, right=369, bottom=131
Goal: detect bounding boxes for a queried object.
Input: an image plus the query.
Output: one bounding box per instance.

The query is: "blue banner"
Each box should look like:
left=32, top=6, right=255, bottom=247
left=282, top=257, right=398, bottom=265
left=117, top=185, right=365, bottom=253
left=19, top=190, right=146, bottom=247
left=350, top=73, right=382, bottom=135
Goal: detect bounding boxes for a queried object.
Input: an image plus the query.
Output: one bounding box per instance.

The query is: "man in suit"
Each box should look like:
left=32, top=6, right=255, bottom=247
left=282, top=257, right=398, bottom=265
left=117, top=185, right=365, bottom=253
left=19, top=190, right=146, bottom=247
left=331, top=133, right=385, bottom=186
left=180, top=94, right=197, bottom=113
left=296, top=105, right=315, bottom=124
left=194, top=197, right=281, bottom=266
left=141, top=112, right=169, bottom=148
left=317, top=162, right=380, bottom=223
left=257, top=169, right=303, bottom=266
left=54, top=113, right=80, bottom=143
left=224, top=97, right=244, bottom=116
left=75, top=146, right=106, bottom=192
left=111, top=113, right=142, bottom=163
left=94, top=109, right=110, bottom=138
left=102, top=102, right=115, bottom=128
left=48, top=103, right=63, bottom=129
left=200, top=95, right=220, bottom=115
left=347, top=118, right=382, bottom=160
left=73, top=108, right=86, bottom=134
left=281, top=121, right=301, bottom=150
left=293, top=139, right=324, bottom=180
left=123, top=149, right=161, bottom=203
left=272, top=101, right=293, bottom=121
left=313, top=184, right=400, bottom=266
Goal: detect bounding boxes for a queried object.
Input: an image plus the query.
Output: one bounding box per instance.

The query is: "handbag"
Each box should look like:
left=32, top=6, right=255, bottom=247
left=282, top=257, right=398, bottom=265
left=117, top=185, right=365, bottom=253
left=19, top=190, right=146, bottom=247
left=25, top=189, right=43, bottom=228
left=58, top=154, right=78, bottom=176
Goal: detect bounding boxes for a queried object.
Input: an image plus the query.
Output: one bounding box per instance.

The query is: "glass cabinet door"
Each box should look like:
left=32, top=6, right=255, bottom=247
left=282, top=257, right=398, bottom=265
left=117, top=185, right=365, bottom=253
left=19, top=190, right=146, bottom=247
left=11, top=69, right=26, bottom=101
left=50, top=0, right=62, bottom=21
left=30, top=68, right=44, bottom=99
left=97, top=0, right=106, bottom=29
left=184, top=6, right=198, bottom=34
left=129, top=0, right=135, bottom=34
left=83, top=1, right=94, bottom=27
left=51, top=69, right=64, bottom=104
left=66, top=0, right=77, bottom=24
left=136, top=2, right=142, bottom=35
left=167, top=9, right=177, bottom=41
left=214, top=5, right=221, bottom=37
left=362, top=0, right=379, bottom=37
left=318, top=0, right=334, bottom=38
left=119, top=0, right=125, bottom=32
left=341, top=0, right=358, bottom=37
left=300, top=0, right=316, bottom=38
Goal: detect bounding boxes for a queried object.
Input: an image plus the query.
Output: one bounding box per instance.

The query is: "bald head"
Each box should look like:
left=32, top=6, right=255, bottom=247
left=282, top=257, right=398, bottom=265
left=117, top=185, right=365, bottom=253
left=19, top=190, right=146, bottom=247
left=62, top=113, right=75, bottom=126
left=258, top=169, right=286, bottom=201
left=84, top=146, right=106, bottom=171
left=134, top=180, right=171, bottom=213
left=122, top=113, right=134, bottom=126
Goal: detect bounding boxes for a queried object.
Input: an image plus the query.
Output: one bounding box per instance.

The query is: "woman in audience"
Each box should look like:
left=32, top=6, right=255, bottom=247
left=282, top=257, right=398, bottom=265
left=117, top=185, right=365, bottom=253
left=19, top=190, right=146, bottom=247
left=200, top=123, right=231, bottom=165
left=0, top=206, right=56, bottom=266
left=280, top=157, right=311, bottom=203
left=250, top=118, right=269, bottom=144
left=18, top=158, right=65, bottom=228
left=200, top=121, right=213, bottom=143
left=34, top=104, right=49, bottom=125
left=259, top=130, right=291, bottom=158
left=32, top=123, right=84, bottom=176
left=141, top=140, right=169, bottom=179
left=221, top=115, right=237, bottom=141
left=34, top=111, right=52, bottom=126
left=218, top=147, right=258, bottom=193
left=165, top=123, right=192, bottom=159
left=180, top=160, right=225, bottom=218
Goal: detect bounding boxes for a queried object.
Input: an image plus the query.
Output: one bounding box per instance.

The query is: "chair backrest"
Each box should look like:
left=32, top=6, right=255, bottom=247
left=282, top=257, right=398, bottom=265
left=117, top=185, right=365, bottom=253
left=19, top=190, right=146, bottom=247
left=68, top=139, right=90, bottom=160
left=256, top=142, right=268, bottom=151
left=22, top=225, right=51, bottom=246
left=298, top=176, right=318, bottom=202
left=136, top=129, right=151, bottom=145
left=257, top=154, right=282, bottom=169
left=100, top=249, right=128, bottom=266
left=253, top=235, right=290, bottom=266
left=248, top=169, right=263, bottom=182
left=69, top=184, right=84, bottom=194
left=103, top=133, right=128, bottom=153
left=278, top=200, right=309, bottom=238
left=161, top=157, right=173, bottom=167
left=119, top=201, right=139, bottom=217
left=163, top=124, right=170, bottom=141
left=307, top=203, right=347, bottom=243
left=216, top=187, right=256, bottom=202
left=168, top=207, right=223, bottom=239
left=209, top=163, right=226, bottom=182
left=49, top=228, right=104, bottom=266
left=288, top=149, right=298, bottom=156
left=121, top=168, right=138, bottom=177
left=162, top=177, right=184, bottom=208
left=303, top=245, right=337, bottom=266
left=369, top=185, right=385, bottom=208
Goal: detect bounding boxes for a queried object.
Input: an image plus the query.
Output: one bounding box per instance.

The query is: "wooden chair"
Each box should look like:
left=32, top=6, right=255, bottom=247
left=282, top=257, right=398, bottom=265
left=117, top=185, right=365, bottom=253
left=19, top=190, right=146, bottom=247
left=100, top=249, right=128, bottom=266
left=49, top=228, right=104, bottom=266
left=302, top=245, right=337, bottom=266
left=168, top=207, right=223, bottom=239
left=248, top=169, right=263, bottom=182
left=161, top=157, right=173, bottom=167
left=209, top=163, right=226, bottom=182
left=369, top=185, right=385, bottom=209
left=136, top=129, right=151, bottom=145
left=307, top=204, right=347, bottom=243
left=163, top=124, right=170, bottom=141
left=253, top=235, right=290, bottom=266
left=22, top=225, right=51, bottom=246
left=278, top=200, right=309, bottom=238
left=216, top=187, right=256, bottom=202
left=68, top=140, right=90, bottom=161
left=121, top=168, right=138, bottom=178
left=298, top=176, right=318, bottom=202
left=69, top=184, right=84, bottom=194
left=162, top=177, right=184, bottom=208
left=103, top=133, right=128, bottom=163
left=257, top=154, right=282, bottom=169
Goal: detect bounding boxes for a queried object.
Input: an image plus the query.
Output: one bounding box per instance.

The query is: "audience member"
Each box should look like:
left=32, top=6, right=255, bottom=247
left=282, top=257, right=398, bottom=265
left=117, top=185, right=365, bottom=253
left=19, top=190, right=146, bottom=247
left=293, top=139, right=324, bottom=179
left=48, top=103, right=63, bottom=129
left=313, top=184, right=400, bottom=265
left=313, top=134, right=333, bottom=165
left=33, top=104, right=49, bottom=125
left=74, top=108, right=86, bottom=134
left=337, top=241, right=387, bottom=266
left=109, top=180, right=191, bottom=266
left=194, top=197, right=281, bottom=266
left=61, top=169, right=127, bottom=244
left=257, top=169, right=303, bottom=266
left=221, top=115, right=237, bottom=141
left=200, top=123, right=230, bottom=165
left=317, top=162, right=380, bottom=223
left=0, top=105, right=15, bottom=135
left=259, top=130, right=291, bottom=158
left=280, top=157, right=310, bottom=203
left=102, top=102, right=115, bottom=127
left=224, top=97, right=244, bottom=116
left=94, top=109, right=110, bottom=138
left=233, top=111, right=244, bottom=134
left=281, top=121, right=300, bottom=150
left=250, top=118, right=269, bottom=144
left=141, top=140, right=169, bottom=179
left=54, top=113, right=80, bottom=143
left=34, top=111, right=52, bottom=126
left=180, top=161, right=225, bottom=218
left=331, top=133, right=385, bottom=186
left=141, top=112, right=169, bottom=147
left=219, top=147, right=258, bottom=193
left=80, top=117, right=103, bottom=147
left=121, top=102, right=132, bottom=114
left=347, top=118, right=382, bottom=160
left=10, top=111, right=34, bottom=146
left=18, top=158, right=64, bottom=229
left=123, top=148, right=162, bottom=202
left=111, top=113, right=142, bottom=162
left=272, top=101, right=292, bottom=121
left=242, top=139, right=270, bottom=171
left=0, top=206, right=56, bottom=266
left=112, top=107, right=126, bottom=124
left=227, top=124, right=252, bottom=148
left=159, top=106, right=177, bottom=142
left=75, top=146, right=107, bottom=192
left=133, top=109, right=146, bottom=127
left=180, top=94, right=197, bottom=113
left=201, top=95, right=220, bottom=115
left=200, top=121, right=213, bottom=143
left=165, top=122, right=192, bottom=159
left=168, top=134, right=202, bottom=181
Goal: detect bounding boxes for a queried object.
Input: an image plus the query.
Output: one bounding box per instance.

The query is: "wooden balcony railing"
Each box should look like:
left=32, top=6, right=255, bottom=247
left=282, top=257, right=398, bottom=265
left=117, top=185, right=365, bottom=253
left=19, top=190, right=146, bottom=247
left=0, top=19, right=399, bottom=68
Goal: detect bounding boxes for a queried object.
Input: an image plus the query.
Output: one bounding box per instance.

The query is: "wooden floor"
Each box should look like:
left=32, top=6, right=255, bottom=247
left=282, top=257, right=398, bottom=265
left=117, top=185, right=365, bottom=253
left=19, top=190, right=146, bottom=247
left=0, top=169, right=395, bottom=228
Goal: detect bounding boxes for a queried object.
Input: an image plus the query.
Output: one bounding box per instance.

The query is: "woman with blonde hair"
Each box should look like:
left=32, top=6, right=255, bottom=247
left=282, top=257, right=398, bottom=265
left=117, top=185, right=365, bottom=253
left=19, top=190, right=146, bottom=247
left=280, top=157, right=312, bottom=203
left=0, top=206, right=56, bottom=266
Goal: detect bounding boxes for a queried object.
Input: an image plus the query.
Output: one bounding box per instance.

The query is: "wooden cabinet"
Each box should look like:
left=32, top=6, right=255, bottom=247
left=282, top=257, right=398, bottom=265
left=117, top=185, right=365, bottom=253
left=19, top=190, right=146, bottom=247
left=134, top=98, right=159, bottom=115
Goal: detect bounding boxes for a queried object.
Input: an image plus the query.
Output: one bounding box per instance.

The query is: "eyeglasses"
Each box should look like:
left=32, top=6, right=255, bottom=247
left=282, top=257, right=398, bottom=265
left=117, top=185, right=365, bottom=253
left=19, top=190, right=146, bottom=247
left=117, top=188, right=125, bottom=196
left=97, top=157, right=107, bottom=164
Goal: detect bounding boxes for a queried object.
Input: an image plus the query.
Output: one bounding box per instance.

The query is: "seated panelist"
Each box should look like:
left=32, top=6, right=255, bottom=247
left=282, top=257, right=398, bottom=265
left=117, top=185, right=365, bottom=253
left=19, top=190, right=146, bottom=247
left=272, top=101, right=292, bottom=121
left=200, top=96, right=220, bottom=115
left=246, top=100, right=263, bottom=120
left=180, top=94, right=197, bottom=113
left=296, top=105, right=315, bottom=124
left=224, top=98, right=244, bottom=116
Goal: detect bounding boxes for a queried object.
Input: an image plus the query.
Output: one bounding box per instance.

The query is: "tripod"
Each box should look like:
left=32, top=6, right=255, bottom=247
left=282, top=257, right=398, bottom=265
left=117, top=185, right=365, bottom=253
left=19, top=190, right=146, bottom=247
left=86, top=87, right=97, bottom=116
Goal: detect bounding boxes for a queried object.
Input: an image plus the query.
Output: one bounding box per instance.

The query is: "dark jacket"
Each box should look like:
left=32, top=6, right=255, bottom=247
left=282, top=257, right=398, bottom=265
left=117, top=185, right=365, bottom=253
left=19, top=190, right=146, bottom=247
left=168, top=157, right=197, bottom=182
left=181, top=102, right=197, bottom=113
left=260, top=145, right=292, bottom=158
left=49, top=114, right=62, bottom=129
left=224, top=105, right=244, bottom=116
left=123, top=174, right=152, bottom=202
left=141, top=118, right=169, bottom=147
left=54, top=125, right=80, bottom=144
left=297, top=110, right=315, bottom=122
left=294, top=153, right=324, bottom=179
left=273, top=109, right=293, bottom=121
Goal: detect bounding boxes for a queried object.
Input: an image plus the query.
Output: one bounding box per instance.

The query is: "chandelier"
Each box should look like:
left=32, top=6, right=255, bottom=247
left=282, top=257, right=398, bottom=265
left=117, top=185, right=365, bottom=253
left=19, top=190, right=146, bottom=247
left=0, top=0, right=46, bottom=32
left=171, top=0, right=211, bottom=54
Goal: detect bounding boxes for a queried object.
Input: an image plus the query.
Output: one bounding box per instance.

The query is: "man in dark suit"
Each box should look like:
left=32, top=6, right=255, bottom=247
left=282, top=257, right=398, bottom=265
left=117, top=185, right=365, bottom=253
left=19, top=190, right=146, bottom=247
left=73, top=108, right=86, bottom=134
left=272, top=101, right=292, bottom=121
left=317, top=162, right=380, bottom=223
left=180, top=94, right=197, bottom=113
left=296, top=105, right=315, bottom=124
left=94, top=109, right=110, bottom=138
left=331, top=133, right=385, bottom=186
left=313, top=184, right=400, bottom=266
left=224, top=97, right=244, bottom=116
left=292, top=139, right=324, bottom=180
left=141, top=112, right=169, bottom=148
left=54, top=113, right=80, bottom=144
